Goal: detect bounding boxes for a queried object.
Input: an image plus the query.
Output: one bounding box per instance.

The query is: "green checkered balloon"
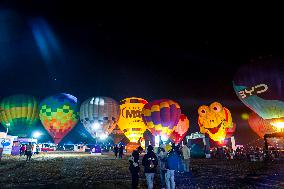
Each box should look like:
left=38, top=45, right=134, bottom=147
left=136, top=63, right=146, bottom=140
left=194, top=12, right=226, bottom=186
left=39, top=93, right=79, bottom=144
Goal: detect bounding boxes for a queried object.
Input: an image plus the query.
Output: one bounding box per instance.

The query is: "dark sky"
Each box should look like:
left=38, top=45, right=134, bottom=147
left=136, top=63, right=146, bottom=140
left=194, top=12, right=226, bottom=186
left=1, top=2, right=283, bottom=144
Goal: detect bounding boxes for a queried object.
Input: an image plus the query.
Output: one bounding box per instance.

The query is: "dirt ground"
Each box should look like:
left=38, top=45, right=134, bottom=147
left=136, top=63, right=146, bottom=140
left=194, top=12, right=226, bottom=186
left=0, top=152, right=284, bottom=189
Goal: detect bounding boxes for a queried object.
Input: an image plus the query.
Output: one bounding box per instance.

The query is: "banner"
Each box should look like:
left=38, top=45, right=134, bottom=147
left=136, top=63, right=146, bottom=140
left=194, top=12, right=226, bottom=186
left=1, top=136, right=17, bottom=155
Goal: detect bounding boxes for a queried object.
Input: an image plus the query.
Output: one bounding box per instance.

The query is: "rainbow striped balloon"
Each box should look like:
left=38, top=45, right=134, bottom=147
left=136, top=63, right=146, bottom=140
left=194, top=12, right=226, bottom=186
left=0, top=95, right=39, bottom=137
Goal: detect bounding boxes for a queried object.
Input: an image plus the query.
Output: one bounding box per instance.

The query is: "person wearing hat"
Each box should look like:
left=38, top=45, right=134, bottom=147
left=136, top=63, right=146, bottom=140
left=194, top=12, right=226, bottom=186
left=129, top=146, right=143, bottom=189
left=142, top=145, right=158, bottom=189
left=165, top=143, right=180, bottom=189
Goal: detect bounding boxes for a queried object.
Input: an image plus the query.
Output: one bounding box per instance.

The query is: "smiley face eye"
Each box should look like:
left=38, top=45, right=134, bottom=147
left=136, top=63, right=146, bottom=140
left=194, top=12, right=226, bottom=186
left=210, top=102, right=223, bottom=112
left=198, top=106, right=209, bottom=116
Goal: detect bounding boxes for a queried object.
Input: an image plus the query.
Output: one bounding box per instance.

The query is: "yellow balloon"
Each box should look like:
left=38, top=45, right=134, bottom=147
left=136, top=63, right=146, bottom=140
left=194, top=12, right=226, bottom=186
left=198, top=102, right=234, bottom=142
left=117, top=97, right=148, bottom=143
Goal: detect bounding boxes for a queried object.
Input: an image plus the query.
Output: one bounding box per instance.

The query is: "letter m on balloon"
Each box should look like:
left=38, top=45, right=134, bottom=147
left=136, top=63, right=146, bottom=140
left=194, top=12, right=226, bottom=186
left=126, top=110, right=141, bottom=118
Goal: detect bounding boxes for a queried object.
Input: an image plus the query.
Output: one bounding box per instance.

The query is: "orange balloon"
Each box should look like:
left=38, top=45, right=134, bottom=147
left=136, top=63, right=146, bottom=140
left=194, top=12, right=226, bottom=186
left=170, top=114, right=189, bottom=144
left=248, top=112, right=284, bottom=148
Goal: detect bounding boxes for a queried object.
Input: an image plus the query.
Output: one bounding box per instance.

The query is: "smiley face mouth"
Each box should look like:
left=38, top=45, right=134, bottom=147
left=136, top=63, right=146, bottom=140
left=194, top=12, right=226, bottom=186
left=204, top=122, right=222, bottom=134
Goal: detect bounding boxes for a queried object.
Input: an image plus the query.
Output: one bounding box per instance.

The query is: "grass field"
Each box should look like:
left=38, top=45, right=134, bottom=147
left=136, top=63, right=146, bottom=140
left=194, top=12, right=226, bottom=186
left=1, top=152, right=284, bottom=188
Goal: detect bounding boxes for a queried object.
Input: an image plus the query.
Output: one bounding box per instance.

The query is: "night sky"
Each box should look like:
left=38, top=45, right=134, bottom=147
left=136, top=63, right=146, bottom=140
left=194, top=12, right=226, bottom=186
left=1, top=2, right=283, bottom=145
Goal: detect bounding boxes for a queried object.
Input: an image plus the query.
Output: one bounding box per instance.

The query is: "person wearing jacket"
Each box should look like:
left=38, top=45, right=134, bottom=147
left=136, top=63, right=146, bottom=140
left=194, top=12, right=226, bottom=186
left=142, top=145, right=158, bottom=189
left=157, top=145, right=167, bottom=189
left=129, top=146, right=143, bottom=189
left=165, top=144, right=181, bottom=189
left=113, top=145, right=119, bottom=159
left=118, top=145, right=124, bottom=159
left=181, top=142, right=191, bottom=172
left=25, top=142, right=33, bottom=161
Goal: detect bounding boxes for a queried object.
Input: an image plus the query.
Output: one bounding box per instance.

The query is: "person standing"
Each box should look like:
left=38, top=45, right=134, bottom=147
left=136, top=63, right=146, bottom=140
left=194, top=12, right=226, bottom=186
left=157, top=145, right=167, bottom=189
left=181, top=142, right=191, bottom=172
left=166, top=144, right=180, bottom=189
left=0, top=146, right=3, bottom=161
left=114, top=145, right=119, bottom=159
left=19, top=144, right=23, bottom=156
left=25, top=142, right=33, bottom=161
left=142, top=145, right=158, bottom=189
left=129, top=146, right=143, bottom=189
left=20, top=144, right=26, bottom=156
left=35, top=145, right=40, bottom=155
left=118, top=145, right=124, bottom=159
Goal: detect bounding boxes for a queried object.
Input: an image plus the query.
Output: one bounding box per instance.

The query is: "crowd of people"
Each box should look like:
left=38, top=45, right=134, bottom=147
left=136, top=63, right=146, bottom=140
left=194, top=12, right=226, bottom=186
left=127, top=142, right=191, bottom=189
left=122, top=143, right=284, bottom=188
left=19, top=142, right=40, bottom=161
left=113, top=144, right=124, bottom=159
left=210, top=146, right=284, bottom=161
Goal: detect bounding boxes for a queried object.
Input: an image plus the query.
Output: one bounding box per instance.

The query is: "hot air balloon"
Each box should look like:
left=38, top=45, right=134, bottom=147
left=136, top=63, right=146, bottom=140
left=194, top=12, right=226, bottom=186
left=170, top=114, right=189, bottom=144
left=39, top=93, right=79, bottom=144
left=248, top=112, right=284, bottom=148
left=117, top=97, right=148, bottom=151
left=198, top=102, right=235, bottom=143
left=248, top=112, right=278, bottom=136
left=142, top=99, right=181, bottom=146
left=233, top=57, right=284, bottom=131
left=110, top=125, right=126, bottom=144
left=80, top=97, right=120, bottom=140
left=0, top=95, right=39, bottom=137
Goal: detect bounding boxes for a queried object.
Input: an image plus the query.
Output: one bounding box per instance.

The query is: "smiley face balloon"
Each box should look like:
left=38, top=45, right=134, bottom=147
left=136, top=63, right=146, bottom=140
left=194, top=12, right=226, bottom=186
left=198, top=102, right=235, bottom=142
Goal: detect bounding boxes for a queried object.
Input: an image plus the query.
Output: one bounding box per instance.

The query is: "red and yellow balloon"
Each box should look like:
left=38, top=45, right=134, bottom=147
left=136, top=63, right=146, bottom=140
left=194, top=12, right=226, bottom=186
left=170, top=114, right=189, bottom=144
left=248, top=112, right=278, bottom=137
left=248, top=112, right=284, bottom=148
left=198, top=102, right=235, bottom=142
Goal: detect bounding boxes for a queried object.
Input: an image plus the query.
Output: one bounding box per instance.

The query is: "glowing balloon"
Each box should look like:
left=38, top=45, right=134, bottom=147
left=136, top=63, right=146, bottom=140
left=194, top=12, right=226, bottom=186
left=198, top=102, right=235, bottom=142
left=233, top=57, right=284, bottom=127
left=170, top=114, right=189, bottom=144
left=0, top=95, right=39, bottom=137
left=110, top=125, right=125, bottom=144
left=39, top=93, right=79, bottom=144
left=142, top=99, right=181, bottom=138
left=248, top=112, right=284, bottom=148
left=80, top=97, right=119, bottom=139
left=248, top=112, right=278, bottom=137
left=126, top=142, right=141, bottom=153
left=117, top=97, right=148, bottom=143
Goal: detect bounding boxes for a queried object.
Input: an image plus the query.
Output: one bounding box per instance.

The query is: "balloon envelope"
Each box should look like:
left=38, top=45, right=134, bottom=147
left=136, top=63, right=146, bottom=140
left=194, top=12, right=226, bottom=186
left=117, top=97, right=148, bottom=143
left=170, top=114, right=189, bottom=144
left=248, top=112, right=284, bottom=148
left=80, top=97, right=120, bottom=139
left=0, top=95, right=39, bottom=137
left=110, top=125, right=126, bottom=144
left=142, top=99, right=181, bottom=137
left=233, top=57, right=284, bottom=127
left=39, top=93, right=79, bottom=144
left=198, top=102, right=235, bottom=142
left=248, top=112, right=279, bottom=136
